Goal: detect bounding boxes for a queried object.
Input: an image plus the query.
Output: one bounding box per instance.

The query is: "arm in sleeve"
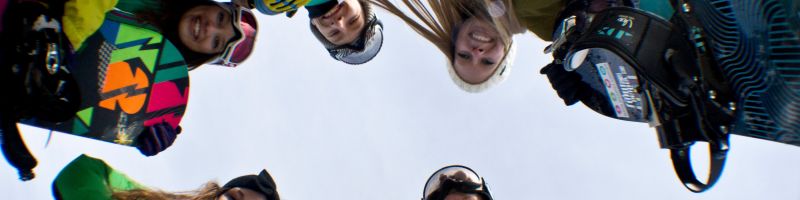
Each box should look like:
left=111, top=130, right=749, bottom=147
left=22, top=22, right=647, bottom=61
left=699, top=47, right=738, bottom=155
left=52, top=155, right=143, bottom=200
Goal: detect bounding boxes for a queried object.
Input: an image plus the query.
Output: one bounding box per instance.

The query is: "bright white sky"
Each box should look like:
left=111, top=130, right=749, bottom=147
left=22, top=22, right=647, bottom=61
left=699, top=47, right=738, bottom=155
left=2, top=6, right=800, bottom=200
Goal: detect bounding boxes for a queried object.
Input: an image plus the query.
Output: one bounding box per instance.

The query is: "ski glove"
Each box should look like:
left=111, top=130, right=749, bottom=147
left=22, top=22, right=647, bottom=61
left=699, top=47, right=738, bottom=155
left=540, top=62, right=593, bottom=106
left=1, top=115, right=37, bottom=181
left=254, top=0, right=310, bottom=15
left=136, top=122, right=181, bottom=157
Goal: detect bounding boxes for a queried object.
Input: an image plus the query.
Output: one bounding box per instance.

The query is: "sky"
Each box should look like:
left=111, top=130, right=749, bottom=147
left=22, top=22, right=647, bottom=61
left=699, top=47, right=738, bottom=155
left=2, top=5, right=799, bottom=200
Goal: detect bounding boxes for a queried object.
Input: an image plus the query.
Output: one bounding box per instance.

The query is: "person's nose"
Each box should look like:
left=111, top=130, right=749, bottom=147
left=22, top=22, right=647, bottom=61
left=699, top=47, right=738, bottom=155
left=468, top=51, right=482, bottom=66
left=472, top=47, right=485, bottom=55
left=319, top=15, right=341, bottom=26
left=208, top=25, right=219, bottom=36
left=320, top=17, right=333, bottom=26
left=328, top=16, right=345, bottom=27
left=209, top=24, right=233, bottom=41
left=205, top=21, right=222, bottom=37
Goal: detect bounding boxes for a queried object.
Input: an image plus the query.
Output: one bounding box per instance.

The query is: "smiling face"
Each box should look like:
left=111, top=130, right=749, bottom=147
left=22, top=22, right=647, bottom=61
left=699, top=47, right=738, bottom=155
left=178, top=4, right=237, bottom=54
left=311, top=0, right=366, bottom=45
left=453, top=17, right=506, bottom=84
left=216, top=187, right=267, bottom=200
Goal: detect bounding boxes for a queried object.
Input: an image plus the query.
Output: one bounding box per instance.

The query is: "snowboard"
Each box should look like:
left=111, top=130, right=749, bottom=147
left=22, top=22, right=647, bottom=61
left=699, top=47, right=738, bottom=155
left=689, top=0, right=800, bottom=146
left=20, top=16, right=190, bottom=146
left=575, top=0, right=800, bottom=146
left=552, top=0, right=799, bottom=192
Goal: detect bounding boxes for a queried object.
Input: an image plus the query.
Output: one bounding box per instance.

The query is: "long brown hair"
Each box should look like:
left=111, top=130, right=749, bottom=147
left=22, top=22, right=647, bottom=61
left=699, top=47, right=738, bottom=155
left=110, top=181, right=222, bottom=200
left=368, top=0, right=522, bottom=60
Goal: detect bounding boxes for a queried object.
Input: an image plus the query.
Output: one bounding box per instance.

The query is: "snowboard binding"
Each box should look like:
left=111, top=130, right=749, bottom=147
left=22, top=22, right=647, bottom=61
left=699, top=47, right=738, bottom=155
left=546, top=2, right=737, bottom=192
left=0, top=0, right=78, bottom=181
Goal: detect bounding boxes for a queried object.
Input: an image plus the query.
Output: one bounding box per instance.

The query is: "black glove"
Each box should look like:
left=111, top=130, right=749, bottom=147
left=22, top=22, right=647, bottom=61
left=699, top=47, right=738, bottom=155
left=539, top=62, right=593, bottom=106
left=286, top=9, right=298, bottom=18
left=0, top=115, right=37, bottom=181
left=135, top=122, right=181, bottom=156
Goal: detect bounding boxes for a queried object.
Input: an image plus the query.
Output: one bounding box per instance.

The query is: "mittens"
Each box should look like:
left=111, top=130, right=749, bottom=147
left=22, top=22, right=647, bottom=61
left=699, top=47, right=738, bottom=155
left=540, top=62, right=593, bottom=106
left=1, top=116, right=37, bottom=181
left=135, top=122, right=182, bottom=157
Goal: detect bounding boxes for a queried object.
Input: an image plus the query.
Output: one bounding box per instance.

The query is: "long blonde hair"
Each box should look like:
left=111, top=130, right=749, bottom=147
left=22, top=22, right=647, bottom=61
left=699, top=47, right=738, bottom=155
left=110, top=181, right=222, bottom=200
left=368, top=0, right=521, bottom=60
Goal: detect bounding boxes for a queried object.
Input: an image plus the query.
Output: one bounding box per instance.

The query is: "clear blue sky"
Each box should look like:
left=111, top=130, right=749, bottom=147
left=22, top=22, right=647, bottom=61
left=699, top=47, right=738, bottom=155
left=2, top=6, right=799, bottom=200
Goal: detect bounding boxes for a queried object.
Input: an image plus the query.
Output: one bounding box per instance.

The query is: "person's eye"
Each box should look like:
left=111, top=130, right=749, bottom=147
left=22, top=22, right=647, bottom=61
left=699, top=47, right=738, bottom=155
left=213, top=36, right=221, bottom=50
left=482, top=59, right=496, bottom=66
left=457, top=52, right=471, bottom=60
left=348, top=15, right=358, bottom=25
left=217, top=12, right=224, bottom=26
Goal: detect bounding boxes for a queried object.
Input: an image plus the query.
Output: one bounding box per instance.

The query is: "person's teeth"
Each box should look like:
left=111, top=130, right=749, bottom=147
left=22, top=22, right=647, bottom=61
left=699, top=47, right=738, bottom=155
left=194, top=19, right=200, bottom=38
left=471, top=32, right=491, bottom=42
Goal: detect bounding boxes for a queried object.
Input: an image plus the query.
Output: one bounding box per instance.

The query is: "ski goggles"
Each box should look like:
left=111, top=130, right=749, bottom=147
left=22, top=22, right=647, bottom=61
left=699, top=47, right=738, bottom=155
left=422, top=165, right=492, bottom=200
left=211, top=3, right=258, bottom=67
left=309, top=4, right=384, bottom=65
left=333, top=18, right=383, bottom=65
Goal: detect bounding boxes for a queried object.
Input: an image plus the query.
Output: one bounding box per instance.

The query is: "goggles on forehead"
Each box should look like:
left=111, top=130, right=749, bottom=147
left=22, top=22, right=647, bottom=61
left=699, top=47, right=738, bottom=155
left=210, top=3, right=258, bottom=67
left=422, top=165, right=492, bottom=200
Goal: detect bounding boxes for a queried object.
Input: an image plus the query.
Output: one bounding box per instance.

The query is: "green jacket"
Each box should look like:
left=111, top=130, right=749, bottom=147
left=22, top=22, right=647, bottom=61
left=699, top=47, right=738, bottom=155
left=53, top=155, right=144, bottom=200
left=513, top=0, right=565, bottom=41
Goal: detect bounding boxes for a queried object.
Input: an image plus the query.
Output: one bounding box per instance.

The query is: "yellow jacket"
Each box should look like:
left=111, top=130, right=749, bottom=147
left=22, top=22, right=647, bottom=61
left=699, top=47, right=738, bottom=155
left=513, top=0, right=565, bottom=41
left=61, top=0, right=119, bottom=49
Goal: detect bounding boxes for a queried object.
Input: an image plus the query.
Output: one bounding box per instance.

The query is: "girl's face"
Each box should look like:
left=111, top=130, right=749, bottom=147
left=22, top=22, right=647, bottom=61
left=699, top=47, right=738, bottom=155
left=444, top=192, right=483, bottom=200
left=178, top=5, right=237, bottom=54
left=217, top=187, right=267, bottom=200
left=311, top=0, right=366, bottom=45
left=453, top=17, right=506, bottom=84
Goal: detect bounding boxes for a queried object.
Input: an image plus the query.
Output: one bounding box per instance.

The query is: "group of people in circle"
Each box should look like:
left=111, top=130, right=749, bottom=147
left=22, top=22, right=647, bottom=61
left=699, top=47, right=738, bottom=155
left=0, top=0, right=555, bottom=198
left=1, top=0, right=712, bottom=199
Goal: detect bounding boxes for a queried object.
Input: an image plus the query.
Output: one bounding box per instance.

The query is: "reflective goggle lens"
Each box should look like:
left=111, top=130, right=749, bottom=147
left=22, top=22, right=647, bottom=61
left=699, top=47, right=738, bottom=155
left=422, top=165, right=487, bottom=200
left=214, top=4, right=257, bottom=67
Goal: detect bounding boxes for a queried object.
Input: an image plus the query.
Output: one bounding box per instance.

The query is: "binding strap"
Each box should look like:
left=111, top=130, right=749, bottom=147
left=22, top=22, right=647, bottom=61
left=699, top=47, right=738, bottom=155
left=652, top=88, right=730, bottom=193
left=567, top=7, right=732, bottom=192
left=665, top=0, right=735, bottom=192
left=567, top=7, right=691, bottom=106
left=670, top=139, right=728, bottom=192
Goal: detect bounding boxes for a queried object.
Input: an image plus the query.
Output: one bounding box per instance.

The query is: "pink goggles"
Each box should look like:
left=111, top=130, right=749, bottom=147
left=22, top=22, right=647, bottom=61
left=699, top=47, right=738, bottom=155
left=211, top=3, right=258, bottom=67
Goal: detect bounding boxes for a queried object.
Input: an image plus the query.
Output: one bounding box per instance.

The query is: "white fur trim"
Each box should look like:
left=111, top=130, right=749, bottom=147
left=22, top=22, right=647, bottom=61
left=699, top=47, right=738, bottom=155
left=447, top=42, right=517, bottom=93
